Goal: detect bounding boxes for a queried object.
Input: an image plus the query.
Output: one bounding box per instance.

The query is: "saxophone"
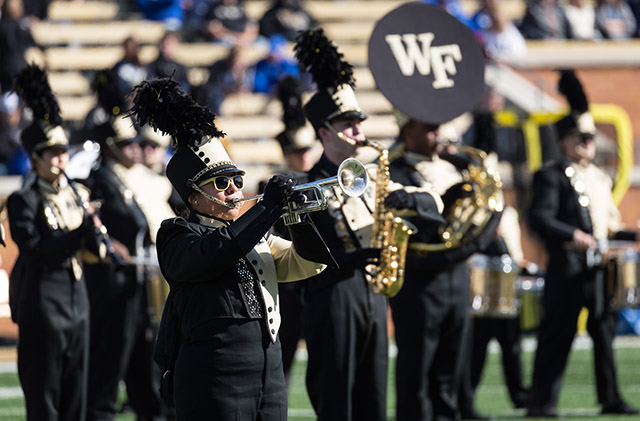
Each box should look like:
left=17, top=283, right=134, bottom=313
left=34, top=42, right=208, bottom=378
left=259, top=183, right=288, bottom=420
left=367, top=144, right=416, bottom=298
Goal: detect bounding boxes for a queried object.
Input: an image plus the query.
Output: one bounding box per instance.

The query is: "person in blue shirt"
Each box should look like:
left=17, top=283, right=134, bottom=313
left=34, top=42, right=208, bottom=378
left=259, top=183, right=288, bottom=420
left=253, top=34, right=300, bottom=95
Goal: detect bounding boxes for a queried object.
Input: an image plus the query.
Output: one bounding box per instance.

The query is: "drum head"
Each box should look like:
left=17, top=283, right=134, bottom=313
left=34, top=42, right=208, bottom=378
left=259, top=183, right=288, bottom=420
left=368, top=2, right=485, bottom=124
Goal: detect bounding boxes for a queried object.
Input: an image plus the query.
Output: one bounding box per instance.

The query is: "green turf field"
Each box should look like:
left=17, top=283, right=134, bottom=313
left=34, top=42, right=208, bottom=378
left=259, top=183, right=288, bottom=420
left=0, top=335, right=638, bottom=420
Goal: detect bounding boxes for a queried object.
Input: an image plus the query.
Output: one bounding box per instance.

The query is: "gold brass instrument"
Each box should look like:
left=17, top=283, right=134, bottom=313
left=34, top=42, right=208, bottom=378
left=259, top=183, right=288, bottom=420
left=234, top=158, right=369, bottom=226
left=409, top=145, right=504, bottom=254
left=366, top=141, right=416, bottom=298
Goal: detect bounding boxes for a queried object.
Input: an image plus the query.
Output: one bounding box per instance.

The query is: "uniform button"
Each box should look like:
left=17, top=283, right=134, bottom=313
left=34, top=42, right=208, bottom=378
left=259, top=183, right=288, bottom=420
left=268, top=307, right=273, bottom=312
left=261, top=280, right=266, bottom=286
left=269, top=318, right=273, bottom=324
left=252, top=260, right=257, bottom=265
left=271, top=329, right=275, bottom=334
left=258, top=269, right=263, bottom=274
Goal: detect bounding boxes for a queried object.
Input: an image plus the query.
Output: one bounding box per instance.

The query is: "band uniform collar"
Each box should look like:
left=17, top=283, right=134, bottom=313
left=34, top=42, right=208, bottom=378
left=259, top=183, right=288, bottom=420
left=193, top=212, right=230, bottom=229
left=405, top=150, right=438, bottom=167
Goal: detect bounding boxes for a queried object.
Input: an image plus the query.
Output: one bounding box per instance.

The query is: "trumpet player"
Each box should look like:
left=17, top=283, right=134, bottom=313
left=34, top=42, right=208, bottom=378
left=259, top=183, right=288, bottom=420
left=294, top=29, right=445, bottom=421
left=128, top=77, right=334, bottom=420
left=8, top=65, right=106, bottom=421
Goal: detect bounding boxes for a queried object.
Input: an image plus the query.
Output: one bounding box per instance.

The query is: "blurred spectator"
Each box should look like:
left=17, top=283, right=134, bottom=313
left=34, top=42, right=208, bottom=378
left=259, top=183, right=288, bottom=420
left=520, top=0, right=574, bottom=40
left=595, top=0, right=637, bottom=39
left=204, top=0, right=258, bottom=47
left=136, top=0, right=185, bottom=31
left=472, top=0, right=527, bottom=60
left=206, top=46, right=254, bottom=113
left=628, top=0, right=640, bottom=36
left=148, top=31, right=190, bottom=92
left=423, top=0, right=476, bottom=29
left=253, top=34, right=299, bottom=95
left=259, top=0, right=316, bottom=42
left=563, top=0, right=599, bottom=40
left=112, top=37, right=150, bottom=95
left=21, top=0, right=47, bottom=20
left=0, top=0, right=36, bottom=92
left=0, top=92, right=30, bottom=175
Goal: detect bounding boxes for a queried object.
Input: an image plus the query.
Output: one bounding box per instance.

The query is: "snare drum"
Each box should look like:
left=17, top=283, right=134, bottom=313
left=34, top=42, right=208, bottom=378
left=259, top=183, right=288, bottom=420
left=605, top=243, right=640, bottom=310
left=469, top=254, right=519, bottom=318
left=518, top=276, right=545, bottom=332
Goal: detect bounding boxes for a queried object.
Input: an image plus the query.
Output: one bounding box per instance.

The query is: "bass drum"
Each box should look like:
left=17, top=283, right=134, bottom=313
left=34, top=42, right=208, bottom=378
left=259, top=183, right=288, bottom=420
left=519, top=275, right=545, bottom=332
left=469, top=254, right=519, bottom=318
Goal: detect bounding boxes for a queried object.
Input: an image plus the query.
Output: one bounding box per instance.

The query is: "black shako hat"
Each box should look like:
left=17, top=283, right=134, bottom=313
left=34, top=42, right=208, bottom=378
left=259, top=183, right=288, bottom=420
left=294, top=28, right=367, bottom=133
left=128, top=77, right=242, bottom=202
left=14, top=65, right=69, bottom=155
left=368, top=2, right=485, bottom=125
left=88, top=68, right=139, bottom=148
left=555, top=69, right=596, bottom=141
left=275, top=75, right=315, bottom=154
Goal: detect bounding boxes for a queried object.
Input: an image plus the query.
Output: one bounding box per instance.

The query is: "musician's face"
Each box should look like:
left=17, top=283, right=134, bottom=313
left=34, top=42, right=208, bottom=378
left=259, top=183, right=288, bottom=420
left=562, top=134, right=596, bottom=163
left=34, top=147, right=69, bottom=183
left=189, top=177, right=244, bottom=221
left=402, top=120, right=440, bottom=156
left=320, top=117, right=364, bottom=163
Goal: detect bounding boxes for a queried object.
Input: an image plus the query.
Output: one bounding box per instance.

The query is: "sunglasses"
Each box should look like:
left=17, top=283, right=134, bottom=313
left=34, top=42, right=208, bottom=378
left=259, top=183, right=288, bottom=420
left=211, top=174, right=245, bottom=191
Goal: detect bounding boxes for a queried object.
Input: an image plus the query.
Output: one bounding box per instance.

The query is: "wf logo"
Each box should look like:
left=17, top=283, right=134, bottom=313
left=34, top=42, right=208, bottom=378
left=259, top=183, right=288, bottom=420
left=384, top=33, right=462, bottom=89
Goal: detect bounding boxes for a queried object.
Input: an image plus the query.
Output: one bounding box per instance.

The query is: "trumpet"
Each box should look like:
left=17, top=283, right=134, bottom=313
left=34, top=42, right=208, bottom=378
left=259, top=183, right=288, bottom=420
left=234, top=158, right=369, bottom=226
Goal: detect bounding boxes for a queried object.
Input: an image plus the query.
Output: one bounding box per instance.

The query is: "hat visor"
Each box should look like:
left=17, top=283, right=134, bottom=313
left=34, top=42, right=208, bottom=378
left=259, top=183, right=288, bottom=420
left=197, top=164, right=246, bottom=187
left=329, top=110, right=368, bottom=123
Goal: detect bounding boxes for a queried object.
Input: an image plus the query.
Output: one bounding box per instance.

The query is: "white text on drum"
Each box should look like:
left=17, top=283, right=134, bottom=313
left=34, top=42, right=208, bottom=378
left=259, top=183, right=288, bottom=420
left=384, top=33, right=462, bottom=89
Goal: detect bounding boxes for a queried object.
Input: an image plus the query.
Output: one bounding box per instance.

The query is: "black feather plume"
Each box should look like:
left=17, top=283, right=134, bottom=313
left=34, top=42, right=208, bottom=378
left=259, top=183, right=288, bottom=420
left=276, top=75, right=306, bottom=130
left=92, top=68, right=126, bottom=117
left=127, top=77, right=225, bottom=147
left=558, top=69, right=589, bottom=115
left=294, top=28, right=355, bottom=91
left=14, top=65, right=62, bottom=127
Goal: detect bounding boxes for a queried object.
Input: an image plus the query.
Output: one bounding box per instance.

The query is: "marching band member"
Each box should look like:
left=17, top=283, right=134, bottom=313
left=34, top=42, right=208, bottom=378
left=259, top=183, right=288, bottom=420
left=82, top=96, right=173, bottom=420
left=294, top=28, right=444, bottom=421
left=366, top=4, right=502, bottom=420
left=526, top=70, right=639, bottom=418
left=8, top=65, right=105, bottom=421
left=387, top=112, right=501, bottom=421
left=128, top=77, right=333, bottom=420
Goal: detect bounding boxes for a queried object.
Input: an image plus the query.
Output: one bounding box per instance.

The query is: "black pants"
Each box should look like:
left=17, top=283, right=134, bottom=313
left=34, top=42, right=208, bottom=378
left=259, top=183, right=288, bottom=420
left=278, top=281, right=305, bottom=385
left=174, top=319, right=286, bottom=420
left=86, top=265, right=160, bottom=420
left=391, top=263, right=470, bottom=421
left=304, top=276, right=388, bottom=421
left=529, top=267, right=621, bottom=411
left=18, top=308, right=89, bottom=421
left=458, top=317, right=529, bottom=413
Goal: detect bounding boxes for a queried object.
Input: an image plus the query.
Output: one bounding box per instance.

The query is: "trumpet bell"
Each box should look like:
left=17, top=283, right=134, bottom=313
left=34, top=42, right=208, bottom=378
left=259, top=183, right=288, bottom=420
left=338, top=158, right=369, bottom=198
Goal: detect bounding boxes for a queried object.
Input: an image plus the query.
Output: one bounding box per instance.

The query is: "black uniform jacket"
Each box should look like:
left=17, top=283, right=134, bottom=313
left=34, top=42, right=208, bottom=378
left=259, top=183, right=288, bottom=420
left=82, top=162, right=150, bottom=254
left=8, top=178, right=93, bottom=325
left=154, top=210, right=328, bottom=369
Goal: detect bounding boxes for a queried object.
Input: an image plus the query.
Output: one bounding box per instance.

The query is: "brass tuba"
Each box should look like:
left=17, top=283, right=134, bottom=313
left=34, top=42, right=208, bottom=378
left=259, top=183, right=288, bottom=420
left=366, top=141, right=416, bottom=297
left=409, top=144, right=504, bottom=254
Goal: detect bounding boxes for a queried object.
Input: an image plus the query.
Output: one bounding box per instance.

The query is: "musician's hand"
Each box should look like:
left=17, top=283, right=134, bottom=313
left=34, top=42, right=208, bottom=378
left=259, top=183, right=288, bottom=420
left=351, top=248, right=382, bottom=270
left=110, top=239, right=132, bottom=264
left=572, top=229, right=597, bottom=251
left=263, top=174, right=295, bottom=205
left=441, top=181, right=475, bottom=211
left=385, top=190, right=416, bottom=210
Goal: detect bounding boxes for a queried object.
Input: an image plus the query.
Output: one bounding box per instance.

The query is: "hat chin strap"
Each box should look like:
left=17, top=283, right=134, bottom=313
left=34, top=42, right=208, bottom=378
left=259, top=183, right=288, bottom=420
left=191, top=182, right=243, bottom=210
